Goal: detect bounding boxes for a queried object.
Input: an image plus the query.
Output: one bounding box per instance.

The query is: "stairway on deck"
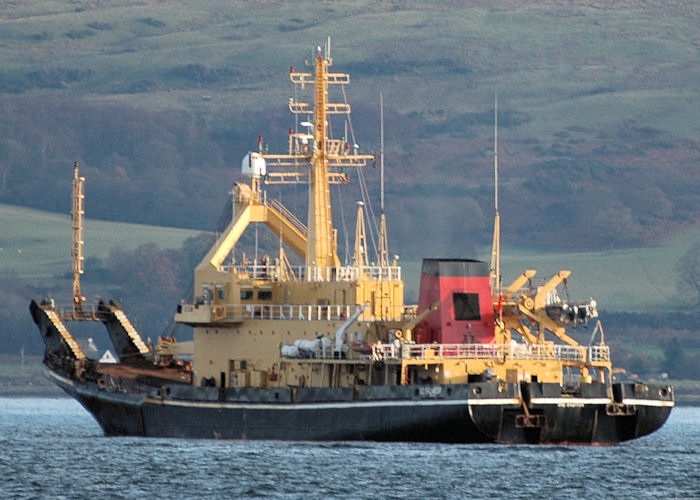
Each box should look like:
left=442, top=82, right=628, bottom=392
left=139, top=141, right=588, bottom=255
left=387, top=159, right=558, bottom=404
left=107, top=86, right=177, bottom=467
left=44, top=308, right=86, bottom=359
left=110, top=307, right=150, bottom=355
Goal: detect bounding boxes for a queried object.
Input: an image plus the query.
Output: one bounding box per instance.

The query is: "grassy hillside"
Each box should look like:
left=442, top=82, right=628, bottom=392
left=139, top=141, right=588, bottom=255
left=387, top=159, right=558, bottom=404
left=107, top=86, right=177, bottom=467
left=497, top=224, right=700, bottom=312
left=2, top=201, right=697, bottom=312
left=1, top=1, right=697, bottom=137
left=0, top=203, right=207, bottom=356
left=0, top=203, right=202, bottom=278
left=0, top=3, right=697, bottom=252
left=0, top=0, right=698, bottom=311
left=400, top=223, right=700, bottom=311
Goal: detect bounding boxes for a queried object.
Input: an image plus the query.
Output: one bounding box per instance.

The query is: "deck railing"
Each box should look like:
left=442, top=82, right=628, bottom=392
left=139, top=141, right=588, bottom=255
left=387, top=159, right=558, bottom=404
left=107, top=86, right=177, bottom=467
left=179, top=302, right=369, bottom=322
left=220, top=263, right=402, bottom=282
left=279, top=341, right=609, bottom=363
left=367, top=343, right=611, bottom=363
left=41, top=302, right=103, bottom=322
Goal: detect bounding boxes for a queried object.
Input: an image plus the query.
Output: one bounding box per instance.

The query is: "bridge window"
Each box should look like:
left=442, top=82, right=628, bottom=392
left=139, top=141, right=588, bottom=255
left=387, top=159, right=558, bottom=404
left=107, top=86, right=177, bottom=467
left=453, top=292, right=481, bottom=321
left=240, top=289, right=253, bottom=300
left=258, top=291, right=272, bottom=300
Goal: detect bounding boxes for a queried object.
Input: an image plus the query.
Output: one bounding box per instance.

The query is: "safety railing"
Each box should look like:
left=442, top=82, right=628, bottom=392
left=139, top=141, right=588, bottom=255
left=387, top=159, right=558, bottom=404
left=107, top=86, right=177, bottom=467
left=220, top=264, right=402, bottom=283
left=40, top=301, right=103, bottom=322
left=178, top=301, right=411, bottom=322
left=266, top=198, right=307, bottom=236
left=184, top=303, right=366, bottom=322
left=366, top=343, right=610, bottom=363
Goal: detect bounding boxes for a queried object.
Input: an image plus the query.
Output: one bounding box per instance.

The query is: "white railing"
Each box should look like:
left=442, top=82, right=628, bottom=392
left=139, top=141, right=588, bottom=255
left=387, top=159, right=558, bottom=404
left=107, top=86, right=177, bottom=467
left=589, top=345, right=611, bottom=362
left=179, top=301, right=410, bottom=322
left=220, top=264, right=401, bottom=283
left=366, top=343, right=611, bottom=363
left=211, top=303, right=366, bottom=322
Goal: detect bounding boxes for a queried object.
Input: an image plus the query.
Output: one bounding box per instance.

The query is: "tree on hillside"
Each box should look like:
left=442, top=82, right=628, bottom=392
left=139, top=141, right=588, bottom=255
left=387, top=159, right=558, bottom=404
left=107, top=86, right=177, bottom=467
left=661, top=337, right=691, bottom=379
left=98, top=235, right=214, bottom=338
left=676, top=243, right=700, bottom=307
left=0, top=270, right=44, bottom=355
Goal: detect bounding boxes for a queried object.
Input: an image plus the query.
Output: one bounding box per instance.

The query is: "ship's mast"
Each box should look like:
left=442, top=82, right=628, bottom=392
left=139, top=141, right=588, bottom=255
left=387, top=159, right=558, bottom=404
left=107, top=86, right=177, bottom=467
left=246, top=40, right=374, bottom=275
left=71, top=161, right=85, bottom=311
left=377, top=91, right=389, bottom=267
left=489, top=94, right=501, bottom=293
left=353, top=201, right=369, bottom=268
left=307, top=51, right=335, bottom=269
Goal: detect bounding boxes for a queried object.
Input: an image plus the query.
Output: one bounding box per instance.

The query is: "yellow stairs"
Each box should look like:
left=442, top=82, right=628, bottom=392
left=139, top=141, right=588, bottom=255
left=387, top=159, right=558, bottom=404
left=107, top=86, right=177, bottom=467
left=44, top=308, right=86, bottom=360
left=111, top=308, right=150, bottom=356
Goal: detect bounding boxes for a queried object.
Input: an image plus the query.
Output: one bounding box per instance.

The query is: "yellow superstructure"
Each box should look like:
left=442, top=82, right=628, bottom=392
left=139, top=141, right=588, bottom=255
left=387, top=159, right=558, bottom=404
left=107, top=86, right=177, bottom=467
left=173, top=44, right=611, bottom=393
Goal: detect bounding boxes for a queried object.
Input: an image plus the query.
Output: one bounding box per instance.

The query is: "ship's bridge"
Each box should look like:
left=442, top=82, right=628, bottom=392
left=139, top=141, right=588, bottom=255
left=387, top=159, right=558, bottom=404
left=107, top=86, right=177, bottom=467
left=177, top=46, right=405, bottom=326
left=176, top=259, right=407, bottom=326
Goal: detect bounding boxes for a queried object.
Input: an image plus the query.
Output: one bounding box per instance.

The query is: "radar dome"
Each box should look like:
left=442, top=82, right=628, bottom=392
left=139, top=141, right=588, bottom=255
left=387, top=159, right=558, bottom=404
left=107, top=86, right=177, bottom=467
left=241, top=152, right=267, bottom=177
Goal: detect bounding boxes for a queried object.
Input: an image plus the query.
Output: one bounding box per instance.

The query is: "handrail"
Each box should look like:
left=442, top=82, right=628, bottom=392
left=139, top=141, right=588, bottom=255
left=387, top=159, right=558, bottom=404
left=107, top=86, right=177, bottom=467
left=266, top=198, right=307, bottom=236
left=221, top=263, right=402, bottom=282
left=179, top=302, right=371, bottom=322
left=367, top=343, right=610, bottom=363
left=41, top=302, right=102, bottom=322
left=278, top=341, right=610, bottom=363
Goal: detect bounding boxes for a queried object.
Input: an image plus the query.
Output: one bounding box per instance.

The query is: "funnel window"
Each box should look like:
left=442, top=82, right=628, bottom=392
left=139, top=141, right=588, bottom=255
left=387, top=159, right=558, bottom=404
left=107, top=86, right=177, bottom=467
left=453, top=292, right=481, bottom=321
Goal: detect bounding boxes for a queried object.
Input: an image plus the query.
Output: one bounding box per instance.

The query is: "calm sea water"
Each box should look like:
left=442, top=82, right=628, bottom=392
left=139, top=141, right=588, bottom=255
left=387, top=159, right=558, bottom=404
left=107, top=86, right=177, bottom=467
left=0, top=398, right=697, bottom=499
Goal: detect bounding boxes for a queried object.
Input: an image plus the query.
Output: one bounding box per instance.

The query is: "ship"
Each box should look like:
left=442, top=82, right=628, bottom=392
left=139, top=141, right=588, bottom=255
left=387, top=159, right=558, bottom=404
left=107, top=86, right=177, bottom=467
left=30, top=43, right=673, bottom=444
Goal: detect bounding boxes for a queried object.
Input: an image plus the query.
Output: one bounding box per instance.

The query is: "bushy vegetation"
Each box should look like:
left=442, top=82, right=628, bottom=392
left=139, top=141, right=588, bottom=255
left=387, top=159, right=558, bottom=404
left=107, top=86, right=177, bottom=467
left=0, top=233, right=214, bottom=356
left=602, top=312, right=700, bottom=380
left=85, top=234, right=215, bottom=337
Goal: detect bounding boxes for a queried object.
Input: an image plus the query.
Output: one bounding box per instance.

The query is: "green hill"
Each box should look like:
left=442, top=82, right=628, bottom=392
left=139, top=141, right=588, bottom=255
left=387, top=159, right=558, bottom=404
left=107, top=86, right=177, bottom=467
left=400, top=223, right=700, bottom=311
left=0, top=1, right=698, bottom=319
left=0, top=203, right=202, bottom=279
left=0, top=0, right=697, bottom=257
left=2, top=1, right=696, bottom=379
left=2, top=201, right=697, bottom=312
left=0, top=202, right=208, bottom=356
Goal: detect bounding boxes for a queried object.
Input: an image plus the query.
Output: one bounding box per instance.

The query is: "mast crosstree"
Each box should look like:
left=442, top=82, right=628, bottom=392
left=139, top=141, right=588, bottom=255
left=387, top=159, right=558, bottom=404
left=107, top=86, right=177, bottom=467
left=261, top=47, right=374, bottom=270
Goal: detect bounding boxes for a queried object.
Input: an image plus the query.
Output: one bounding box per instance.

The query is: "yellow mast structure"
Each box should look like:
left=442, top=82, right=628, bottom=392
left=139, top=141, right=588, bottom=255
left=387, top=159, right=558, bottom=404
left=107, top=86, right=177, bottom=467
left=195, top=42, right=374, bottom=280
left=307, top=53, right=335, bottom=269
left=261, top=42, right=375, bottom=274
left=71, top=161, right=85, bottom=311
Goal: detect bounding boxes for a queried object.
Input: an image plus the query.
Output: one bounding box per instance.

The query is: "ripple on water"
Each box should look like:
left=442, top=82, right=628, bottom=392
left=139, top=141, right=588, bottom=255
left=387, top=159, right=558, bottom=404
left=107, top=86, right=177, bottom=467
left=0, top=399, right=697, bottom=499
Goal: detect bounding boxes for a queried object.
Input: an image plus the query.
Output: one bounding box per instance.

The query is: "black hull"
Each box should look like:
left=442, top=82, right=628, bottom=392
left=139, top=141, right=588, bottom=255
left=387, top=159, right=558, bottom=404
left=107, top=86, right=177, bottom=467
left=46, top=370, right=672, bottom=444
left=49, top=370, right=490, bottom=442
left=467, top=380, right=674, bottom=445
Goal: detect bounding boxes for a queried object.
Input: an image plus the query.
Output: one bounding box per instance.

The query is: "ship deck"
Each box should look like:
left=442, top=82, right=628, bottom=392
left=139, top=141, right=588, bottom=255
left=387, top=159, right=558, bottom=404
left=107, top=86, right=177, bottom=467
left=98, top=363, right=192, bottom=385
